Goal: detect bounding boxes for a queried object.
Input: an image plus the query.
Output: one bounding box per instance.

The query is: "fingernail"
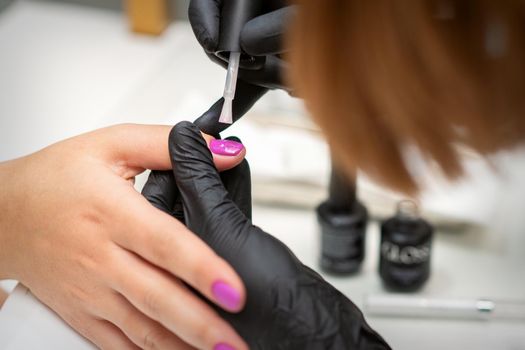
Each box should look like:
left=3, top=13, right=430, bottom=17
left=211, top=280, right=241, bottom=311
left=214, top=343, right=236, bottom=350
left=210, top=139, right=244, bottom=156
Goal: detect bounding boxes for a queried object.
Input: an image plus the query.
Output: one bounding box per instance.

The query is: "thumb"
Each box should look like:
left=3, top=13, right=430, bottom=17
left=169, top=121, right=251, bottom=253
left=98, top=123, right=244, bottom=173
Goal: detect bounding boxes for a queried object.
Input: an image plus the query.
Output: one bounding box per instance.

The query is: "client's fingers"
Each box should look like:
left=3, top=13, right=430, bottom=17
left=98, top=291, right=195, bottom=350
left=80, top=317, right=139, bottom=350
left=108, top=247, right=247, bottom=350
left=111, top=191, right=246, bottom=313
left=89, top=123, right=245, bottom=174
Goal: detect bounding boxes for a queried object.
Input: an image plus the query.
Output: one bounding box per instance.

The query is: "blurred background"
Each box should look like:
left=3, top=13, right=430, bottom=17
left=0, top=1, right=524, bottom=349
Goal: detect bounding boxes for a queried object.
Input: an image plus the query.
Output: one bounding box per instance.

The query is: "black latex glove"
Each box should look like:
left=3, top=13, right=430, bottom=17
left=142, top=121, right=391, bottom=350
left=189, top=0, right=294, bottom=136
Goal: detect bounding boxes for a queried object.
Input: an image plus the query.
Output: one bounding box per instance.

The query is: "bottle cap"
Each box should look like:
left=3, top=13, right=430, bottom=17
left=396, top=200, right=419, bottom=221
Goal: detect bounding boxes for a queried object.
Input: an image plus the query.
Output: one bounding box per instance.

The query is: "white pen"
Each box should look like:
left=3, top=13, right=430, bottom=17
left=364, top=294, right=525, bottom=321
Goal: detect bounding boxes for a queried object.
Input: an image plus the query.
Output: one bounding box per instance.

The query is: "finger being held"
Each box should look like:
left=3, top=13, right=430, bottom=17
left=90, top=123, right=246, bottom=175
left=201, top=133, right=246, bottom=171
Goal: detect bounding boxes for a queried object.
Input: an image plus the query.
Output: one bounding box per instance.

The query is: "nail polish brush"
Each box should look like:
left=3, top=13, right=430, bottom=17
left=216, top=0, right=259, bottom=124
left=219, top=52, right=241, bottom=124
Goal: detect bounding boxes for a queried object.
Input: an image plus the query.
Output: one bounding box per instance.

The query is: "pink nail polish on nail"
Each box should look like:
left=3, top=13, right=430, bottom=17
left=212, top=280, right=241, bottom=311
left=214, top=343, right=236, bottom=350
left=210, top=139, right=244, bottom=156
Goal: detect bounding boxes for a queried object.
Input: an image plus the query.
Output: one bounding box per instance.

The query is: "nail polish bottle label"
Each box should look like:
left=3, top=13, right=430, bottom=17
left=317, top=201, right=368, bottom=274
left=379, top=201, right=433, bottom=291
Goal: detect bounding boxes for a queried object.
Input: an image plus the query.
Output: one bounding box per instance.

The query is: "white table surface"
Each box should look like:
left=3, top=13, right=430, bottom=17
left=1, top=1, right=525, bottom=349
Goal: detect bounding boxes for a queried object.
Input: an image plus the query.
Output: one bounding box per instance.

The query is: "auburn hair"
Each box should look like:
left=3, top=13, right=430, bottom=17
left=288, top=0, right=525, bottom=194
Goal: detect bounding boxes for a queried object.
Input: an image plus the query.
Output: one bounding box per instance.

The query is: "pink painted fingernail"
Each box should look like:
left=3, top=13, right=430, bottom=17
left=210, top=139, right=244, bottom=156
left=211, top=280, right=241, bottom=311
left=214, top=343, right=236, bottom=350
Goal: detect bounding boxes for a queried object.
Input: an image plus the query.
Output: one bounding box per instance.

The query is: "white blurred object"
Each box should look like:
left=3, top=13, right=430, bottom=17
left=0, top=284, right=95, bottom=350
left=365, top=294, right=525, bottom=322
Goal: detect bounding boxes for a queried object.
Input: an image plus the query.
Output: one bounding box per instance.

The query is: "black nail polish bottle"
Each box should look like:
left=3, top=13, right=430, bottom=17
left=317, top=166, right=368, bottom=274
left=379, top=200, right=433, bottom=291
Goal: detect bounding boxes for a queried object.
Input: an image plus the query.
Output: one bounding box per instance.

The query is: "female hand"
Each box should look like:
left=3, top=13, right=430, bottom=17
left=0, top=124, right=249, bottom=350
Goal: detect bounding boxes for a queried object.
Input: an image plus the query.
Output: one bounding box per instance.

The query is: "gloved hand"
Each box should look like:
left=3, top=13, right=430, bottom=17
left=142, top=121, right=391, bottom=350
left=188, top=0, right=294, bottom=136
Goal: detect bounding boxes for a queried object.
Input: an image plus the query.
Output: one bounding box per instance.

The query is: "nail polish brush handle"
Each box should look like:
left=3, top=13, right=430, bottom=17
left=216, top=0, right=259, bottom=55
left=216, top=0, right=260, bottom=124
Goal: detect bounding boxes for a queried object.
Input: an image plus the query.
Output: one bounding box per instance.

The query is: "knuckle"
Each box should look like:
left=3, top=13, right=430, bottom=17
left=149, top=233, right=175, bottom=267
left=64, top=283, right=92, bottom=308
left=71, top=316, right=98, bottom=346
left=118, top=305, right=165, bottom=350
left=120, top=305, right=139, bottom=330
left=185, top=253, right=218, bottom=290
left=188, top=258, right=208, bottom=283
left=184, top=322, right=209, bottom=347
left=75, top=249, right=100, bottom=273
left=142, top=327, right=165, bottom=350
left=143, top=288, right=163, bottom=317
left=190, top=322, right=216, bottom=346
